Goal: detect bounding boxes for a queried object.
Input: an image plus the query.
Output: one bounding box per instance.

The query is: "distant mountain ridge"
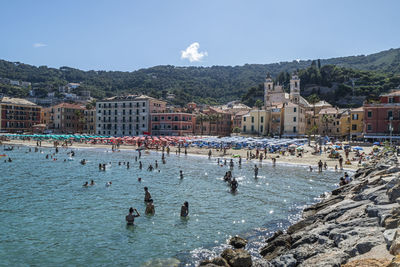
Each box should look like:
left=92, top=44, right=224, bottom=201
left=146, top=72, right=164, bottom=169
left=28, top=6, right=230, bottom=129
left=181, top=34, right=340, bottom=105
left=0, top=47, right=399, bottom=105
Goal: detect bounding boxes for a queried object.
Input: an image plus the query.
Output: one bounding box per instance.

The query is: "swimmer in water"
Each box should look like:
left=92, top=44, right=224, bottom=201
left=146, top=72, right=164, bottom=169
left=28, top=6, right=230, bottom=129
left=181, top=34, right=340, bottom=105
left=90, top=180, right=95, bottom=186
left=180, top=201, right=189, bottom=217
left=144, top=187, right=151, bottom=202
left=147, top=164, right=154, bottom=171
left=180, top=170, right=183, bottom=179
left=83, top=181, right=89, bottom=187
left=254, top=165, right=259, bottom=179
left=106, top=181, right=112, bottom=187
left=138, top=177, right=142, bottom=182
left=231, top=179, right=238, bottom=192
left=126, top=207, right=140, bottom=225
left=145, top=199, right=155, bottom=215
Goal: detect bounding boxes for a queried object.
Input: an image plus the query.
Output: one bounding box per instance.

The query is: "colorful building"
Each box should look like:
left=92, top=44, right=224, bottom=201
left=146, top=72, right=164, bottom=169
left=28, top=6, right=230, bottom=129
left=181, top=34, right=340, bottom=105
left=150, top=112, right=195, bottom=136
left=194, top=107, right=232, bottom=136
left=84, top=108, right=96, bottom=134
left=350, top=107, right=364, bottom=140
left=241, top=109, right=268, bottom=135
left=48, top=103, right=85, bottom=134
left=363, top=90, right=400, bottom=140
left=282, top=102, right=306, bottom=137
left=0, top=97, right=41, bottom=133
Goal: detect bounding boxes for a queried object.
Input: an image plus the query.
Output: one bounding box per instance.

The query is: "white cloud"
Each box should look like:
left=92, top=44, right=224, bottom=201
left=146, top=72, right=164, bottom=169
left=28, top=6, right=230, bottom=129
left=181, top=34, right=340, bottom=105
left=181, top=42, right=207, bottom=62
left=33, top=43, right=47, bottom=48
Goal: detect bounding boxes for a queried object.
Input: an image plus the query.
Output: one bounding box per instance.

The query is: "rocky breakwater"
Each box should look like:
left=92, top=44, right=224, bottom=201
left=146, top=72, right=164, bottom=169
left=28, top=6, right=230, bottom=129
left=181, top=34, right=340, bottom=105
left=200, top=150, right=400, bottom=267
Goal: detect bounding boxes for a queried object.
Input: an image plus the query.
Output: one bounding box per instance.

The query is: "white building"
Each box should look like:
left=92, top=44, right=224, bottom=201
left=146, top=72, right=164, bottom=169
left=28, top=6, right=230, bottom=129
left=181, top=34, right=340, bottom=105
left=263, top=73, right=310, bottom=137
left=96, top=95, right=166, bottom=136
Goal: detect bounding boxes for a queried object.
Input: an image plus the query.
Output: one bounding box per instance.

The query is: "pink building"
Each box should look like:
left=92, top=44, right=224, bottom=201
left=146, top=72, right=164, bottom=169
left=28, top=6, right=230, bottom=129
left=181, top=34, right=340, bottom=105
left=150, top=112, right=195, bottom=136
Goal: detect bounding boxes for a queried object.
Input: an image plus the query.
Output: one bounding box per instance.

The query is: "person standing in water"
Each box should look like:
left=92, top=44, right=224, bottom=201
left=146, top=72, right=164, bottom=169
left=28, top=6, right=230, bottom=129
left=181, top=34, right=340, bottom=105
left=254, top=164, right=259, bottom=179
left=139, top=161, right=143, bottom=170
left=126, top=207, right=140, bottom=225
left=208, top=149, right=212, bottom=159
left=318, top=160, right=323, bottom=172
left=145, top=200, right=155, bottom=215
left=180, top=170, right=184, bottom=179
left=144, top=187, right=152, bottom=202
left=181, top=201, right=189, bottom=217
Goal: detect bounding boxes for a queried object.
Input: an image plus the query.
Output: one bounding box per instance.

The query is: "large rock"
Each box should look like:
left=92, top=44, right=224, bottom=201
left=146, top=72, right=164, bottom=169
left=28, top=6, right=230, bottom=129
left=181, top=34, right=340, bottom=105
left=388, top=183, right=400, bottom=203
left=221, top=248, right=236, bottom=263
left=390, top=230, right=400, bottom=256
left=260, top=234, right=292, bottom=260
left=229, top=236, right=248, bottom=249
left=269, top=254, right=297, bottom=267
left=230, top=250, right=252, bottom=267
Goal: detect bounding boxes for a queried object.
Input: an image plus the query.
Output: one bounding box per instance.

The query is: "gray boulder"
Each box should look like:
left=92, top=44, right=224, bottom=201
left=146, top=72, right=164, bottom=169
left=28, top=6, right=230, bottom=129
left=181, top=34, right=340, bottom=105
left=229, top=236, right=248, bottom=249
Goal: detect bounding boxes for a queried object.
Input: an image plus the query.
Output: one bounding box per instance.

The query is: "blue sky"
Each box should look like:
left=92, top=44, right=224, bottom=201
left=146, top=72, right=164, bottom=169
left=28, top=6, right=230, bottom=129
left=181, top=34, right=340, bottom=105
left=0, top=0, right=399, bottom=71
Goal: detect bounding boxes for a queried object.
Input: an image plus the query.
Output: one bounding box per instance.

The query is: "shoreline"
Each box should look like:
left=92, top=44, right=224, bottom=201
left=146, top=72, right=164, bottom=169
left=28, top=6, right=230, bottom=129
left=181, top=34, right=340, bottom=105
left=2, top=139, right=362, bottom=171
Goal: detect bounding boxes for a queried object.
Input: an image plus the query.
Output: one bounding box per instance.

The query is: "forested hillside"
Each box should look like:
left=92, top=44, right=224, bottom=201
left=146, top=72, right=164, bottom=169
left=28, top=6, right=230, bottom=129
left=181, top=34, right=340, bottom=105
left=0, top=47, right=399, bottom=106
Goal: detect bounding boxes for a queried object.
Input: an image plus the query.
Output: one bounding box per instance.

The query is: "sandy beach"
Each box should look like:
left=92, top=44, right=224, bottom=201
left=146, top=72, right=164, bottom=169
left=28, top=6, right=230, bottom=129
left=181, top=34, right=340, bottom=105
left=2, top=139, right=373, bottom=171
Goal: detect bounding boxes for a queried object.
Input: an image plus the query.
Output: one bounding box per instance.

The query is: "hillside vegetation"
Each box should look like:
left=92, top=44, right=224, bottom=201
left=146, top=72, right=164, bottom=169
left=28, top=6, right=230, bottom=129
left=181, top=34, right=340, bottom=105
left=0, top=48, right=399, bottom=106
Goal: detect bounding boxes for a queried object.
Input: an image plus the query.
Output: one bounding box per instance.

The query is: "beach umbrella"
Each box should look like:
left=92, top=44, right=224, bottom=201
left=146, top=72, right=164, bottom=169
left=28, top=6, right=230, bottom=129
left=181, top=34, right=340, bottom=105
left=353, top=147, right=363, bottom=151
left=373, top=142, right=380, bottom=146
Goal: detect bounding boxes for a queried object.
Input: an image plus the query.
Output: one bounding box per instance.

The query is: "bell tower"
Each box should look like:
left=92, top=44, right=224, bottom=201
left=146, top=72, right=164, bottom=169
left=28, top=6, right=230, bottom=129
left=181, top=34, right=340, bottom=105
left=290, top=74, right=300, bottom=104
left=264, top=73, right=273, bottom=108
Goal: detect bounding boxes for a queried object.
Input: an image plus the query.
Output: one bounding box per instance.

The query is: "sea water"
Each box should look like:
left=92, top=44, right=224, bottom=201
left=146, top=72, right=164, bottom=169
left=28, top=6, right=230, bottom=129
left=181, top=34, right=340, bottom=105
left=0, top=146, right=342, bottom=266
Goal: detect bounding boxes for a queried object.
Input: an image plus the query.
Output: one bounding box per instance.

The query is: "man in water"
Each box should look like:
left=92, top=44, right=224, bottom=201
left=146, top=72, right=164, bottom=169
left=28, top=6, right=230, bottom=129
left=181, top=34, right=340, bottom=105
left=180, top=170, right=184, bottom=179
left=144, top=187, right=152, bottom=202
left=90, top=180, right=95, bottom=186
left=229, top=159, right=234, bottom=169
left=208, top=149, right=212, bottom=159
left=180, top=201, right=189, bottom=217
left=254, top=165, right=258, bottom=179
left=139, top=161, right=143, bottom=170
left=318, top=160, right=323, bottom=172
left=145, top=199, right=155, bottom=215
left=231, top=178, right=238, bottom=192
left=339, top=156, right=344, bottom=170
left=126, top=207, right=140, bottom=225
left=147, top=164, right=154, bottom=171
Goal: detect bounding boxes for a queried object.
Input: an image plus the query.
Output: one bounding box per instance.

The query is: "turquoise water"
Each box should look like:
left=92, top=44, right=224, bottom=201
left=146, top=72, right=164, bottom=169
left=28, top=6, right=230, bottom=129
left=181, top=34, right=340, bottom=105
left=0, top=146, right=341, bottom=266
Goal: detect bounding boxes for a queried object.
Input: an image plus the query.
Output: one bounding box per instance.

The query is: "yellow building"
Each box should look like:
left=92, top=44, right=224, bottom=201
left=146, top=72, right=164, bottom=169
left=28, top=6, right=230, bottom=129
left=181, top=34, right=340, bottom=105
left=350, top=107, right=364, bottom=140
left=318, top=108, right=350, bottom=139
left=241, top=109, right=268, bottom=135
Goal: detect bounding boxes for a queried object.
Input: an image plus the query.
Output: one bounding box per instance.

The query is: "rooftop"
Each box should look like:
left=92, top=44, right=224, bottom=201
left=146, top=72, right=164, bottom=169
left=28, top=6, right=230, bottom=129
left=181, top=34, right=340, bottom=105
left=0, top=97, right=37, bottom=106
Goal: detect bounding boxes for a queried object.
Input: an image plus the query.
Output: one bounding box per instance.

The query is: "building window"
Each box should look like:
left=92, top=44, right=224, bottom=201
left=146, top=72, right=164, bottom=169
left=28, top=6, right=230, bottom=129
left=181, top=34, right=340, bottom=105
left=367, top=124, right=372, bottom=131
left=261, top=116, right=264, bottom=123
left=251, top=125, right=254, bottom=132
left=388, top=110, right=393, bottom=119
left=352, top=124, right=357, bottom=131
left=251, top=117, right=254, bottom=123
left=352, top=114, right=358, bottom=120
left=243, top=126, right=246, bottom=132
left=389, top=97, right=394, bottom=103
left=367, top=111, right=372, bottom=118
left=243, top=117, right=246, bottom=122
left=293, top=117, right=296, bottom=122
left=293, top=126, right=296, bottom=133
left=294, top=107, right=297, bottom=112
